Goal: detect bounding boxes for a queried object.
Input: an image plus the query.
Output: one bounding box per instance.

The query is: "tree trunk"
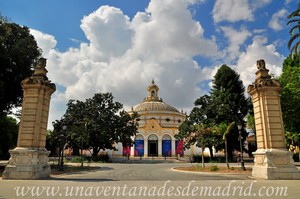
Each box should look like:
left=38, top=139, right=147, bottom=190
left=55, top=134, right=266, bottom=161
left=208, top=146, right=214, bottom=161
left=298, top=142, right=300, bottom=162
left=201, top=147, right=205, bottom=168
left=92, top=147, right=100, bottom=160
left=225, top=139, right=229, bottom=169
left=58, top=148, right=61, bottom=166
left=227, top=145, right=234, bottom=162
left=72, top=147, right=80, bottom=156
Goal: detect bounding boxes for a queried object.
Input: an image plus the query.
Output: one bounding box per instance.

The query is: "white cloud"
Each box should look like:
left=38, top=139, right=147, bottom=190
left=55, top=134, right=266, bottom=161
left=253, top=29, right=267, bottom=34
left=30, top=29, right=57, bottom=55
left=235, top=36, right=284, bottom=91
left=220, top=26, right=252, bottom=61
left=29, top=0, right=288, bottom=130
left=212, top=0, right=253, bottom=23
left=268, top=9, right=288, bottom=31
left=250, top=0, right=271, bottom=9
left=31, top=0, right=220, bottom=129
left=80, top=6, right=132, bottom=61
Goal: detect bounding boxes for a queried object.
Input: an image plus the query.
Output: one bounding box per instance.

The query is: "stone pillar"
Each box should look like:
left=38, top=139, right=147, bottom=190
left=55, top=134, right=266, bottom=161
left=248, top=59, right=300, bottom=180
left=2, top=58, right=56, bottom=179
left=130, top=144, right=135, bottom=157
left=158, top=139, right=162, bottom=157
left=171, top=140, right=176, bottom=157
left=144, top=139, right=148, bottom=157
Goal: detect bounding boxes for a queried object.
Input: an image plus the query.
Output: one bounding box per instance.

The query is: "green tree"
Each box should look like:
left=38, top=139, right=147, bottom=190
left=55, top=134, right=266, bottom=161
left=220, top=122, right=234, bottom=169
left=287, top=3, right=300, bottom=59
left=279, top=56, right=300, bottom=160
left=211, top=65, right=249, bottom=160
left=176, top=118, right=224, bottom=162
left=54, top=92, right=139, bottom=159
left=180, top=124, right=211, bottom=167
left=45, top=129, right=59, bottom=157
left=245, top=112, right=256, bottom=157
left=211, top=64, right=249, bottom=124
left=186, top=65, right=249, bottom=161
left=0, top=18, right=41, bottom=115
left=189, top=95, right=216, bottom=126
left=0, top=116, right=18, bottom=159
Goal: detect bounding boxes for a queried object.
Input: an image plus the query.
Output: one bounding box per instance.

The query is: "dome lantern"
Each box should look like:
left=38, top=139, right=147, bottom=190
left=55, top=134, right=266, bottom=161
left=132, top=80, right=181, bottom=112
left=146, top=79, right=161, bottom=102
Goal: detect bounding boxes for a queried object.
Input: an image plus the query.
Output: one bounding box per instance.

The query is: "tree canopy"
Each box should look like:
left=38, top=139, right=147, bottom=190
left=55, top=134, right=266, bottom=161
left=178, top=64, right=250, bottom=161
left=279, top=56, right=300, bottom=150
left=0, top=18, right=41, bottom=116
left=211, top=64, right=249, bottom=124
left=0, top=116, right=18, bottom=159
left=50, top=93, right=139, bottom=159
left=287, top=3, right=300, bottom=59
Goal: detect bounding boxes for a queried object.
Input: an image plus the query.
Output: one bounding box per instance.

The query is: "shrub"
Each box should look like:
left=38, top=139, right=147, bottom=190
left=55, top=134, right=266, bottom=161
left=210, top=165, right=219, bottom=171
left=69, top=156, right=87, bottom=163
left=89, top=154, right=110, bottom=162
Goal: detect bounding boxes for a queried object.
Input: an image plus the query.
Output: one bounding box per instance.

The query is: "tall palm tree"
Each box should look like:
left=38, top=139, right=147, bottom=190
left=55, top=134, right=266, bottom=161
left=222, top=122, right=235, bottom=169
left=287, top=3, right=300, bottom=59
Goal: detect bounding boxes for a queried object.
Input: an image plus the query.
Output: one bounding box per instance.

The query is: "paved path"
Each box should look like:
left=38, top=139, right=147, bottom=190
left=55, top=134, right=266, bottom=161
left=1, top=162, right=300, bottom=199
left=52, top=162, right=250, bottom=181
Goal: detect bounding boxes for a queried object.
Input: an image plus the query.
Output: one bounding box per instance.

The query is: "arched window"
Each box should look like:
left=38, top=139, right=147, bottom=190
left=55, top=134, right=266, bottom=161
left=135, top=134, right=144, bottom=140
left=148, top=134, right=158, bottom=140
left=151, top=90, right=155, bottom=97
left=162, top=134, right=172, bottom=140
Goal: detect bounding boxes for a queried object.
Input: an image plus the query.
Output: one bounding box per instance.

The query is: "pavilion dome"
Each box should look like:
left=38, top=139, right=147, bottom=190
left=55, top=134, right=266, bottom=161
left=133, top=100, right=180, bottom=113
left=132, top=80, right=180, bottom=113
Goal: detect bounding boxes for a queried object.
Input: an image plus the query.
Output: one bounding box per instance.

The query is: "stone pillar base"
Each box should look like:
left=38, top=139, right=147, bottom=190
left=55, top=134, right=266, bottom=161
left=252, top=149, right=300, bottom=180
left=2, top=147, right=50, bottom=180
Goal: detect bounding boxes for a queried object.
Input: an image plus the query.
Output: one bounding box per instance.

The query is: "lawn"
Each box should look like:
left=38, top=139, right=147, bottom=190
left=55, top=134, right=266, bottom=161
left=174, top=165, right=251, bottom=174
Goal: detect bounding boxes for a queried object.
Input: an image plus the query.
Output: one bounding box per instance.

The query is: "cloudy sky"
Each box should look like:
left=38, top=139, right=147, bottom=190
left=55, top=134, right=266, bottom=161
left=1, top=0, right=298, bottom=129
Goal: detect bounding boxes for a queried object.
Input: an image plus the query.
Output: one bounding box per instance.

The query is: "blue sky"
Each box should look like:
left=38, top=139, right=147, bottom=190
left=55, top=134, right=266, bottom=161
left=0, top=0, right=298, bottom=129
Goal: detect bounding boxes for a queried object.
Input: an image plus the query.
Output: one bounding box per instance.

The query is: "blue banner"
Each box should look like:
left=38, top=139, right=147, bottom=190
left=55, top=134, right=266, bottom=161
left=134, top=140, right=144, bottom=156
left=162, top=140, right=172, bottom=157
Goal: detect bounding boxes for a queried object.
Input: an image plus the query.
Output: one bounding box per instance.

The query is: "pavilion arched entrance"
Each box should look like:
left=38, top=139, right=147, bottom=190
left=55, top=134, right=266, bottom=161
left=162, top=134, right=172, bottom=157
left=148, top=134, right=158, bottom=157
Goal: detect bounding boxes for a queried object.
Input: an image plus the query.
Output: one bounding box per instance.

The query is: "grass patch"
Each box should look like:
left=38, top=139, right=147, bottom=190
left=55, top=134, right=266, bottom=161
left=175, top=165, right=251, bottom=173
left=210, top=165, right=219, bottom=171
left=66, top=154, right=110, bottom=163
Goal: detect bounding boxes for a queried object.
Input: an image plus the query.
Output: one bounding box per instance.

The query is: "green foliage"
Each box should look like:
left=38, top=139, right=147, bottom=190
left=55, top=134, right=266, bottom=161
left=0, top=116, right=18, bottom=159
left=178, top=64, right=250, bottom=162
left=67, top=155, right=109, bottom=163
left=192, top=155, right=226, bottom=163
left=209, top=165, right=219, bottom=171
left=190, top=95, right=215, bottom=125
left=46, top=130, right=60, bottom=156
left=0, top=20, right=41, bottom=115
left=68, top=156, right=85, bottom=163
left=211, top=64, right=249, bottom=124
left=245, top=113, right=255, bottom=130
left=279, top=56, right=300, bottom=149
left=88, top=154, right=110, bottom=162
left=51, top=92, right=139, bottom=158
left=287, top=3, right=300, bottom=59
